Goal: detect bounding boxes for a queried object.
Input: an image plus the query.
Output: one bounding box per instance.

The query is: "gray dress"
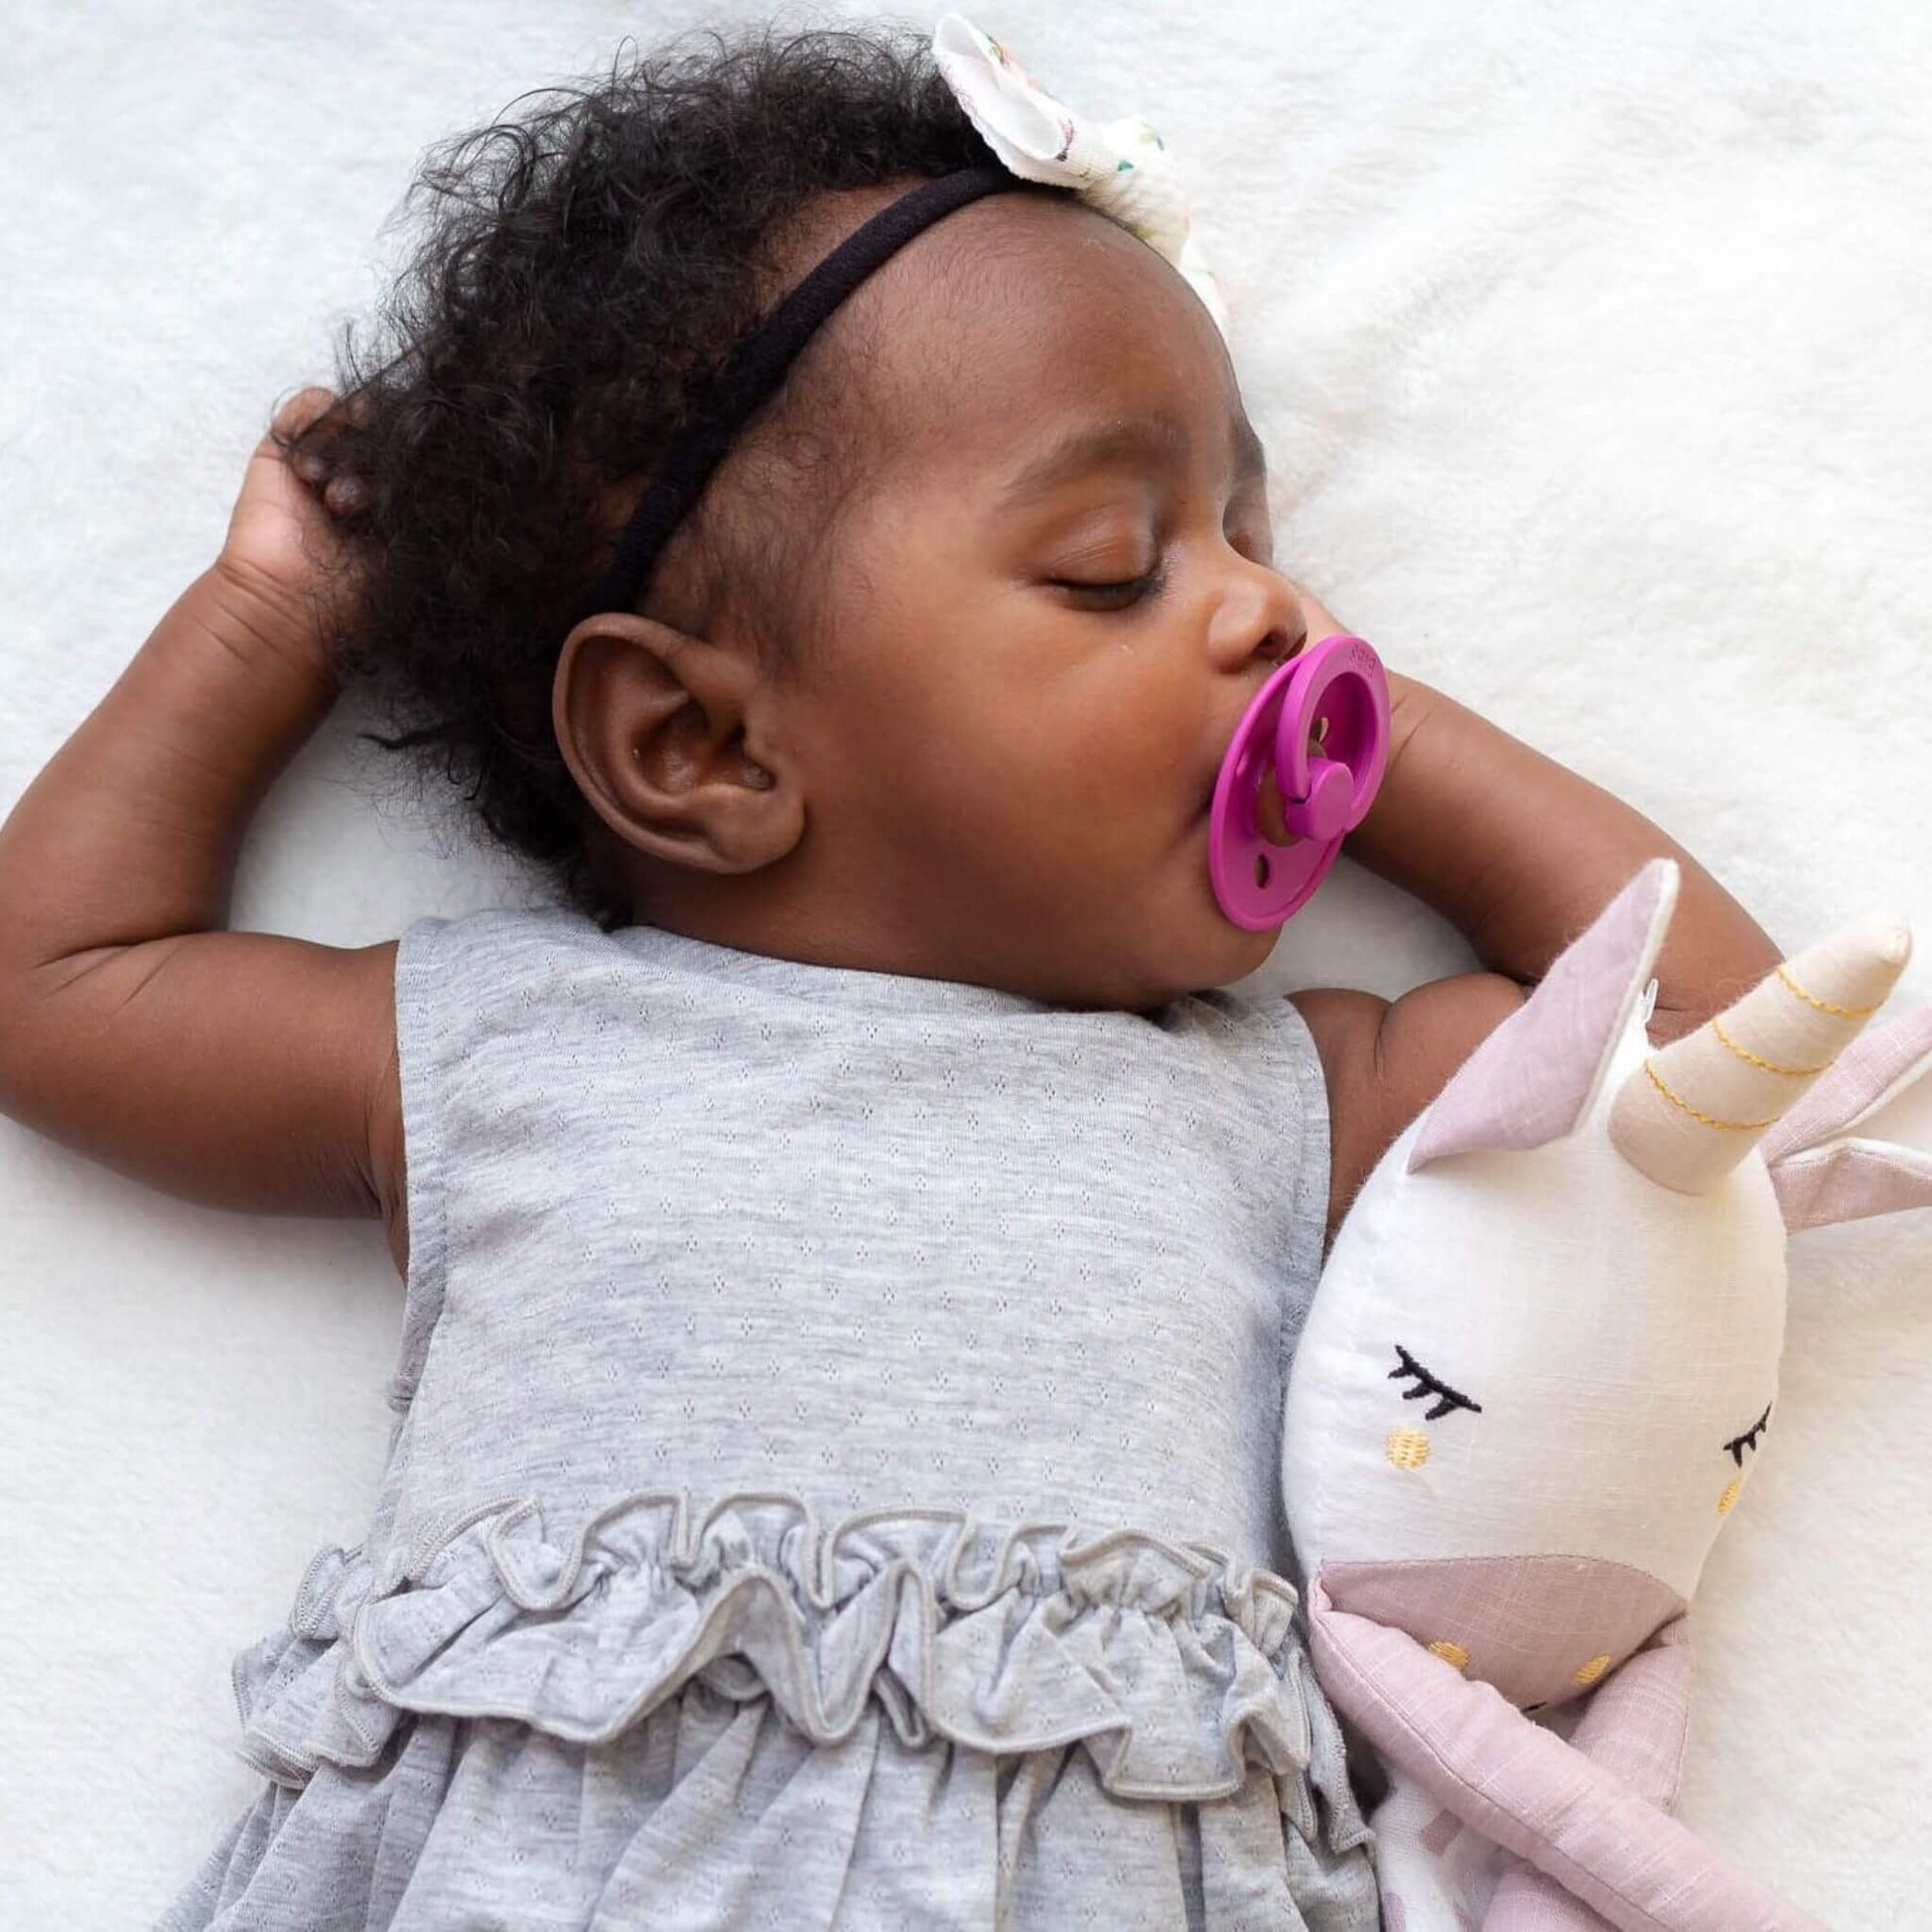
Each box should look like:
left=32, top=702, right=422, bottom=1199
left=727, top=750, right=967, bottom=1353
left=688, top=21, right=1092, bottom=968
left=156, top=907, right=1380, bottom=1930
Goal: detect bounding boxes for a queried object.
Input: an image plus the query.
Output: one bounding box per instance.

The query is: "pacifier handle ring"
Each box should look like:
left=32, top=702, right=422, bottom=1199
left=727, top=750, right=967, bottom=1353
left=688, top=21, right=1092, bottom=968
left=1275, top=633, right=1389, bottom=834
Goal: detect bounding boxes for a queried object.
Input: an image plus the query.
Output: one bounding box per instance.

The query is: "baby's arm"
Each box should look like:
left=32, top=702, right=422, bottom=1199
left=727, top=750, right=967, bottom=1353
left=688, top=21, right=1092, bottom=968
left=1288, top=584, right=1779, bottom=1238
left=0, top=393, right=400, bottom=1235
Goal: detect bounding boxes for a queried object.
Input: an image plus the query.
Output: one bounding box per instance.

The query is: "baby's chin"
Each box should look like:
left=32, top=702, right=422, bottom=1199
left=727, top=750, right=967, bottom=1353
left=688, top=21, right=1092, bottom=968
left=1205, top=920, right=1286, bottom=991
left=1131, top=893, right=1281, bottom=1008
left=1183, top=822, right=1287, bottom=956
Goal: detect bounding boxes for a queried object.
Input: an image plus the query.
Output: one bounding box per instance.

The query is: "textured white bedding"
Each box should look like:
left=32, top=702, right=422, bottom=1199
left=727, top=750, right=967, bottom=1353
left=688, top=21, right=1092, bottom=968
left=3, top=0, right=1927, bottom=1922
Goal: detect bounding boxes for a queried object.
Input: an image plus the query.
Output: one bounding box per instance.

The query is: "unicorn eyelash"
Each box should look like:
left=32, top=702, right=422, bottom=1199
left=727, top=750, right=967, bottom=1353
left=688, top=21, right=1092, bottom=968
left=1388, top=1343, right=1483, bottom=1422
left=1724, top=1402, right=1772, bottom=1466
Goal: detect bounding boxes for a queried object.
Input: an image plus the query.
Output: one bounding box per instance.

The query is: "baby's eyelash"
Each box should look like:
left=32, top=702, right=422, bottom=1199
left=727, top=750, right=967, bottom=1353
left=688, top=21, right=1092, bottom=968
left=1388, top=1343, right=1483, bottom=1422
left=1724, top=1402, right=1772, bottom=1465
left=1052, top=567, right=1164, bottom=611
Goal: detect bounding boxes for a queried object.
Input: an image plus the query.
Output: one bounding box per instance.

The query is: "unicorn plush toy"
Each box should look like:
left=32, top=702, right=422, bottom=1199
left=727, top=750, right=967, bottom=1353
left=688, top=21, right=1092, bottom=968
left=1282, top=857, right=1932, bottom=1932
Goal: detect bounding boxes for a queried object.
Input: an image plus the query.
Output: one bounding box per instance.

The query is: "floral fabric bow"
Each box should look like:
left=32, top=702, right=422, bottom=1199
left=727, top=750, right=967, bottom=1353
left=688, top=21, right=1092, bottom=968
left=930, top=12, right=1230, bottom=340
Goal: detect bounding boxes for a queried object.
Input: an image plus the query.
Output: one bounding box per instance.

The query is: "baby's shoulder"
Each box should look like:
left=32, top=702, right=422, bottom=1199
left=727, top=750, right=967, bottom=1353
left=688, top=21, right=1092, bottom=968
left=1288, top=974, right=1526, bottom=1232
left=372, top=904, right=611, bottom=1284
left=369, top=997, right=408, bottom=1282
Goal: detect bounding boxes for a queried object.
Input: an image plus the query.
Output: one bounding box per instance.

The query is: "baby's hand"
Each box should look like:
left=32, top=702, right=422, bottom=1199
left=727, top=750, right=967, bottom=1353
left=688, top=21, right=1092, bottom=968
left=213, top=386, right=369, bottom=678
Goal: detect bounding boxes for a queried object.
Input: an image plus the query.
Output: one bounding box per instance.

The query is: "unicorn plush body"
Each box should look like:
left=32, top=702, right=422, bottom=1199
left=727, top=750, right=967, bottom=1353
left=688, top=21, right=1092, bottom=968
left=1282, top=858, right=1932, bottom=1932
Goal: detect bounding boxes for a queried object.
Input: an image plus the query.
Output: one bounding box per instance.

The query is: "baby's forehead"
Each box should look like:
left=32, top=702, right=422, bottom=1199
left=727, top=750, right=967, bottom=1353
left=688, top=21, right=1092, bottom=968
left=850, top=191, right=1240, bottom=487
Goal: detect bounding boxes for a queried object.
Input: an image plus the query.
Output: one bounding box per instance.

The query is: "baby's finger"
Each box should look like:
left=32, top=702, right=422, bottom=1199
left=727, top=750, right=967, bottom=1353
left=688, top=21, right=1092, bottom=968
left=272, top=385, right=340, bottom=444
left=323, top=474, right=367, bottom=516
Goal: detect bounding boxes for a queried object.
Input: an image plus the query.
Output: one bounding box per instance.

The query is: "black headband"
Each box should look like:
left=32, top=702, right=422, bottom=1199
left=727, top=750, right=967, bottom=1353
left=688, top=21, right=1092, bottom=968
left=574, top=162, right=1051, bottom=629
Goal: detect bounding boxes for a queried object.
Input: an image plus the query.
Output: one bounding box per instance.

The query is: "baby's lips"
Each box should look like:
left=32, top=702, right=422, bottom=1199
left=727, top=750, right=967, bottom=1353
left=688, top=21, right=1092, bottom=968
left=1206, top=728, right=1292, bottom=841
left=1253, top=761, right=1296, bottom=845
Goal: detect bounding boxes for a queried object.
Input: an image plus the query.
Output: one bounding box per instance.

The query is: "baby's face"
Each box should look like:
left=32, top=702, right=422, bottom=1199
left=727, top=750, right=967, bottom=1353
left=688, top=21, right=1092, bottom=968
left=588, top=191, right=1317, bottom=1010
left=795, top=197, right=1317, bottom=1007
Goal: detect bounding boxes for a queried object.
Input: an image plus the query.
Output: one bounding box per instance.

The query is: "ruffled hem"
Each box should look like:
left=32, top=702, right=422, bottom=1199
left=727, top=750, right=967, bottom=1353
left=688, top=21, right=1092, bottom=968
left=228, top=1489, right=1368, bottom=1837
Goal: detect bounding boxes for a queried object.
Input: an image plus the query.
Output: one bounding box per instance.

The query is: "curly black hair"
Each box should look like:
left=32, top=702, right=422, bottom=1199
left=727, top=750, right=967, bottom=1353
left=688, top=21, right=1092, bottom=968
left=276, top=11, right=1005, bottom=931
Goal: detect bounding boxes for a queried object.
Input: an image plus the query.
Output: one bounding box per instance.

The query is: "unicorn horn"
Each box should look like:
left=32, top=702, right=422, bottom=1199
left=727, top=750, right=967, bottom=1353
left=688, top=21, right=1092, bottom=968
left=1608, top=914, right=1912, bottom=1194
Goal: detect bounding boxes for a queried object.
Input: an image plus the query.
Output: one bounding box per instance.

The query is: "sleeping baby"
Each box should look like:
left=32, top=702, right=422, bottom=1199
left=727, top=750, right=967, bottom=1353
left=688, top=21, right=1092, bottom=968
left=0, top=12, right=1803, bottom=1929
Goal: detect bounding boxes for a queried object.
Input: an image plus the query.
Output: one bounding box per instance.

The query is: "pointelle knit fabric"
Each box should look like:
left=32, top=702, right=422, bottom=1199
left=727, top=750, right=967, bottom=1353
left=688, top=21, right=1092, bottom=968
left=156, top=904, right=1380, bottom=1930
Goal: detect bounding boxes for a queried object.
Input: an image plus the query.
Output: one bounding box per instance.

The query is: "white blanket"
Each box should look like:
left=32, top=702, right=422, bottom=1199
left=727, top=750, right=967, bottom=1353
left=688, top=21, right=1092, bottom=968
left=3, top=0, right=1926, bottom=1922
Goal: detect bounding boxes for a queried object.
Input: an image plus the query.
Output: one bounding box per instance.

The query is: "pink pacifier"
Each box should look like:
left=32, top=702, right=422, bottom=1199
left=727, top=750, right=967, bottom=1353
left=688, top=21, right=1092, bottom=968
left=1208, top=633, right=1391, bottom=930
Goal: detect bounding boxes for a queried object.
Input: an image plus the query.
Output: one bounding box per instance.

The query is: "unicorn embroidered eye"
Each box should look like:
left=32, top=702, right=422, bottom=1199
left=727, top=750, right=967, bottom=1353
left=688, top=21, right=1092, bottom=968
left=1388, top=1344, right=1483, bottom=1422
left=1723, top=1402, right=1772, bottom=1466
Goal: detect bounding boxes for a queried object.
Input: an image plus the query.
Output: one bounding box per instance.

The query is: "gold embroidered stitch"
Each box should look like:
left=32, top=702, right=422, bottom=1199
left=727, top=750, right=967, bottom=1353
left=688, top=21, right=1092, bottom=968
left=1775, top=965, right=1880, bottom=1020
left=1710, top=1017, right=1826, bottom=1078
left=1642, top=1059, right=1779, bottom=1131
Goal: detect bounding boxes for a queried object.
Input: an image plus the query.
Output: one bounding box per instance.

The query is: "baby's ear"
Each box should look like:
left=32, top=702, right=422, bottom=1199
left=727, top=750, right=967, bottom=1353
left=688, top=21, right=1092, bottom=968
left=1758, top=1004, right=1932, bottom=1232
left=1408, top=858, right=1679, bottom=1173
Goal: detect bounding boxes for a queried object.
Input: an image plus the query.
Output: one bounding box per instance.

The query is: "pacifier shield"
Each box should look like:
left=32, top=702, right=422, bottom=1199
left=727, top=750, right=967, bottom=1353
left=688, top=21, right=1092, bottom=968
left=1207, top=633, right=1391, bottom=930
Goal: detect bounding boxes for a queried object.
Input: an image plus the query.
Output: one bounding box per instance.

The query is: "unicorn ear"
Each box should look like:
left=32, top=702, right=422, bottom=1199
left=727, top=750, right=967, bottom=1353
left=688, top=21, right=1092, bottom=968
left=1408, top=858, right=1679, bottom=1173
left=1756, top=1003, right=1932, bottom=1232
